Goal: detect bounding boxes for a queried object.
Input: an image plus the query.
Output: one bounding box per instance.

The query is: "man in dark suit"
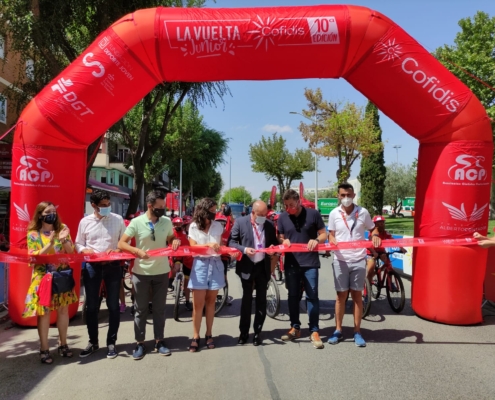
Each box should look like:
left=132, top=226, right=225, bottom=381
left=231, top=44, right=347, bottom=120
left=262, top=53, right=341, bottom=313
left=229, top=200, right=278, bottom=346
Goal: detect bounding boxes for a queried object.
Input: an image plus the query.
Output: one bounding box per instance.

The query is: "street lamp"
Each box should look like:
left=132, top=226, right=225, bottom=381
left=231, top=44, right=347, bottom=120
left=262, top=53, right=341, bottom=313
left=290, top=111, right=319, bottom=209
left=179, top=158, right=183, bottom=216
left=393, top=145, right=401, bottom=165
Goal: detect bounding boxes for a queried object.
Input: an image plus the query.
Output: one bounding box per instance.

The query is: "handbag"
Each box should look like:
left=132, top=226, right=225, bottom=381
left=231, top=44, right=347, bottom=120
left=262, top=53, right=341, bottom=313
left=38, top=231, right=75, bottom=295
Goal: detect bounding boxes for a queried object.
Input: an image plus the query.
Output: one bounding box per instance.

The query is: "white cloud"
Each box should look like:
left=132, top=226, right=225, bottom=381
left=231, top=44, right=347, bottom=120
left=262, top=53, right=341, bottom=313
left=262, top=124, right=293, bottom=133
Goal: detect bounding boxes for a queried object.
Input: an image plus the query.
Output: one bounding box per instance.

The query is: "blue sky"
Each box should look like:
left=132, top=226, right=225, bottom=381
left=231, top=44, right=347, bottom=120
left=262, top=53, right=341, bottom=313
left=199, top=0, right=495, bottom=199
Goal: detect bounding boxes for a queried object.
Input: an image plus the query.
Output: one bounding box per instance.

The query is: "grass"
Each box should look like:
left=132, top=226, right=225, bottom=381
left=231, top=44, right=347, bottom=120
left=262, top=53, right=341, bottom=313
left=384, top=217, right=495, bottom=237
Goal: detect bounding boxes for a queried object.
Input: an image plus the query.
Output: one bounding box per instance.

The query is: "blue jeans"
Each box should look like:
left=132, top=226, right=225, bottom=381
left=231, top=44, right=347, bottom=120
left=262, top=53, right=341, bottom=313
left=285, top=266, right=319, bottom=332
left=82, top=261, right=122, bottom=346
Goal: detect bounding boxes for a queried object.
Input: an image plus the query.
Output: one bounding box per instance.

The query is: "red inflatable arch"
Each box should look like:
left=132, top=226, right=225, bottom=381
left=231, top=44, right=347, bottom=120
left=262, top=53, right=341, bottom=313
left=9, top=5, right=492, bottom=326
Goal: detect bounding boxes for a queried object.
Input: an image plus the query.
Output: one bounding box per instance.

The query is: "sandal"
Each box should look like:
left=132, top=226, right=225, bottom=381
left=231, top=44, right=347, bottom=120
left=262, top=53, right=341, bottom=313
left=205, top=335, right=215, bottom=349
left=58, top=344, right=73, bottom=358
left=40, top=349, right=53, bottom=364
left=189, top=338, right=200, bottom=353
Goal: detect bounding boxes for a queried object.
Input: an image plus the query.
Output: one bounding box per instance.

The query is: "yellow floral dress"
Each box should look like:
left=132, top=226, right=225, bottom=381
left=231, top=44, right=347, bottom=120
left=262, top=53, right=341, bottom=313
left=22, top=228, right=78, bottom=317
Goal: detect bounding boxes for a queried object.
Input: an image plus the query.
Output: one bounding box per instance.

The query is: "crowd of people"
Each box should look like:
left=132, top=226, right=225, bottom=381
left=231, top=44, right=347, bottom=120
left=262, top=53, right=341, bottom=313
left=22, top=183, right=489, bottom=364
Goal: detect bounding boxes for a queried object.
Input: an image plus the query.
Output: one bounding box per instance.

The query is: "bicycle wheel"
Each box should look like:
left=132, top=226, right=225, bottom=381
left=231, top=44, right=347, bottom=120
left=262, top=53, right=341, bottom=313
left=266, top=276, right=280, bottom=319
left=122, top=264, right=132, bottom=291
left=362, top=278, right=372, bottom=318
left=214, top=282, right=229, bottom=315
left=386, top=271, right=405, bottom=313
left=173, top=275, right=182, bottom=321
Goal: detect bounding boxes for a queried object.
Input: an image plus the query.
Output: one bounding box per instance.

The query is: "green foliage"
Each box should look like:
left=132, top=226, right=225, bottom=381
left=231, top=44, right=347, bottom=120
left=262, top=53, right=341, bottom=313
left=383, top=163, right=416, bottom=214
left=434, top=11, right=495, bottom=129
left=298, top=89, right=382, bottom=184
left=221, top=186, right=253, bottom=205
left=358, top=101, right=386, bottom=216
left=304, top=188, right=337, bottom=202
left=249, top=133, right=314, bottom=197
left=0, top=0, right=209, bottom=111
left=259, top=190, right=280, bottom=205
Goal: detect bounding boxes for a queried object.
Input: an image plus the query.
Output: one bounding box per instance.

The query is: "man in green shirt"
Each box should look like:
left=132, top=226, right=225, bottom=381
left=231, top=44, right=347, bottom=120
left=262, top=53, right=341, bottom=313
left=119, top=191, right=180, bottom=360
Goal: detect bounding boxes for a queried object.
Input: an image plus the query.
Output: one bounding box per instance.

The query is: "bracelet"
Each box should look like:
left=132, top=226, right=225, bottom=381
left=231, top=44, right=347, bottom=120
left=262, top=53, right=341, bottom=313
left=372, top=234, right=380, bottom=237
left=61, top=238, right=70, bottom=244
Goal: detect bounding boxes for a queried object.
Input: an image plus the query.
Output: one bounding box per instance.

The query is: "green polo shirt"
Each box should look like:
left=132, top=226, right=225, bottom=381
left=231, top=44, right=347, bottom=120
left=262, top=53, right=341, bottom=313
left=124, top=214, right=173, bottom=276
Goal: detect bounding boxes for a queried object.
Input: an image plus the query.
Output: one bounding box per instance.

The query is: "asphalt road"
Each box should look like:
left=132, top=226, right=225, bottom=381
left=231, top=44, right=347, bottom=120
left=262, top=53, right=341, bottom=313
left=1, top=256, right=495, bottom=400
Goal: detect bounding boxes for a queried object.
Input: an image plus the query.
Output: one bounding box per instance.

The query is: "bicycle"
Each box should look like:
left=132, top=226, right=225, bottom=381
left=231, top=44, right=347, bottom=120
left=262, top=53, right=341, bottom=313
left=266, top=274, right=281, bottom=318
left=370, top=250, right=406, bottom=313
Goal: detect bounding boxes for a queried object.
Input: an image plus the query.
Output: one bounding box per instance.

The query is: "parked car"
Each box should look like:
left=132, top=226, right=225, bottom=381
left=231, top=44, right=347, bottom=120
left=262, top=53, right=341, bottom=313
left=396, top=206, right=414, bottom=218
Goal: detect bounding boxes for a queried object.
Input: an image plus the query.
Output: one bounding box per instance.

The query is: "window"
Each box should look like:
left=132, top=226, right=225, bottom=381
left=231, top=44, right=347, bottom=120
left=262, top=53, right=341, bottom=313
left=89, top=170, right=97, bottom=179
left=0, top=36, right=4, bottom=59
left=124, top=176, right=129, bottom=187
left=26, top=59, right=34, bottom=80
left=100, top=170, right=107, bottom=183
left=0, top=95, right=6, bottom=124
left=119, top=174, right=124, bottom=186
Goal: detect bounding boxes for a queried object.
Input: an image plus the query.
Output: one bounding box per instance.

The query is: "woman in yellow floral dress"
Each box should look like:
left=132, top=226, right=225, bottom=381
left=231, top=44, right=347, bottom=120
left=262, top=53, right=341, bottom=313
left=23, top=201, right=77, bottom=364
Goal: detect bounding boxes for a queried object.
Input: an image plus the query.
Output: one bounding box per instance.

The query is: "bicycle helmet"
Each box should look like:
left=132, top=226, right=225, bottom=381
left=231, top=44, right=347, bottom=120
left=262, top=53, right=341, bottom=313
left=172, top=217, right=183, bottom=225
left=182, top=215, right=192, bottom=225
left=373, top=215, right=385, bottom=223
left=223, top=204, right=232, bottom=217
left=273, top=213, right=280, bottom=221
left=267, top=210, right=275, bottom=220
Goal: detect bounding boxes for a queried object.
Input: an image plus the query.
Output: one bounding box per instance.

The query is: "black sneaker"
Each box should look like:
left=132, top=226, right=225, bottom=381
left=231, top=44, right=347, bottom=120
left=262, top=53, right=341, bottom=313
left=133, top=343, right=146, bottom=360
left=107, top=344, right=118, bottom=359
left=79, top=342, right=99, bottom=358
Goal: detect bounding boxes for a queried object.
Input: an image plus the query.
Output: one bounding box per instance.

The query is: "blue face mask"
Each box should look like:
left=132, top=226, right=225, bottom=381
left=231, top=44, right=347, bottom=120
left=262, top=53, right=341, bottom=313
left=98, top=205, right=112, bottom=217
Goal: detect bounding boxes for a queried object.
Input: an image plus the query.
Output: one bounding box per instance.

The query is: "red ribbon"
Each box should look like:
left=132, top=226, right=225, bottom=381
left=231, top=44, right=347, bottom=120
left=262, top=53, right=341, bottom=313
left=4, top=236, right=480, bottom=265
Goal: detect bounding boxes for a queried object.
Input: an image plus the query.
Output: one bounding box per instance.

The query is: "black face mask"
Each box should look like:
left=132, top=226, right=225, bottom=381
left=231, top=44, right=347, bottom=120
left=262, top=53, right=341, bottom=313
left=41, top=213, right=57, bottom=225
left=207, top=211, right=216, bottom=220
left=152, top=208, right=165, bottom=218
left=174, top=226, right=182, bottom=232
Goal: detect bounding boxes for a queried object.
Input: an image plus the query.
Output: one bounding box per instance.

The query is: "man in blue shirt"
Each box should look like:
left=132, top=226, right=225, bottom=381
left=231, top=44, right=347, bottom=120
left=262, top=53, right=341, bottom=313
left=277, top=189, right=328, bottom=349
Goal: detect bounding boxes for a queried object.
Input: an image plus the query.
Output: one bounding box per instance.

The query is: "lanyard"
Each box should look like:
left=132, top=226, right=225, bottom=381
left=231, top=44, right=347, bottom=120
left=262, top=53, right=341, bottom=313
left=340, top=207, right=359, bottom=237
left=251, top=221, right=263, bottom=244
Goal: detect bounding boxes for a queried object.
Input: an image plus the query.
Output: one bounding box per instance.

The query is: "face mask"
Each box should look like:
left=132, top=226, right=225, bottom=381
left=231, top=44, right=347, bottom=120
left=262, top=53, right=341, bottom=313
left=207, top=211, right=216, bottom=220
left=152, top=208, right=165, bottom=218
left=98, top=205, right=111, bottom=217
left=174, top=226, right=182, bottom=232
left=285, top=205, right=298, bottom=215
left=255, top=216, right=266, bottom=225
left=41, top=213, right=57, bottom=224
left=341, top=197, right=353, bottom=207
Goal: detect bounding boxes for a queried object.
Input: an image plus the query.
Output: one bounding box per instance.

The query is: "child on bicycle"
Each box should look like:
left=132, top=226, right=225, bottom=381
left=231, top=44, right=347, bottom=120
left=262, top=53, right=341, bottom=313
left=366, top=215, right=406, bottom=283
left=169, top=217, right=193, bottom=310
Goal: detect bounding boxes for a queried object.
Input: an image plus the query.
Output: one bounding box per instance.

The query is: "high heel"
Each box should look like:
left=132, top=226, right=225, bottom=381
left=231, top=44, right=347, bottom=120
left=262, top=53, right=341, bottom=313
left=189, top=338, right=200, bottom=353
left=40, top=349, right=53, bottom=364
left=205, top=335, right=215, bottom=349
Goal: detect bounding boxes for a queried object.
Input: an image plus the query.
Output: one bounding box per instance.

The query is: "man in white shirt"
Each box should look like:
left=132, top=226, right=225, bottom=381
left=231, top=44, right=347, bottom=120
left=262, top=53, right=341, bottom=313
left=75, top=190, right=126, bottom=359
left=327, top=183, right=381, bottom=348
left=229, top=200, right=278, bottom=346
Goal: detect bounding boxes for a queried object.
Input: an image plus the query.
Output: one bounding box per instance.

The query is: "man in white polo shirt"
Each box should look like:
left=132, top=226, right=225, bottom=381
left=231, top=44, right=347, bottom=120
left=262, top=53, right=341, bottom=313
left=327, top=182, right=381, bottom=347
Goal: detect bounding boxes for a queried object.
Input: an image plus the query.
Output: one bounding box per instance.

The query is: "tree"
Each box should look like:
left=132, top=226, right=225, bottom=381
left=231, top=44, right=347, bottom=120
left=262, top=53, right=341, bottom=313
left=358, top=101, right=387, bottom=216
left=221, top=187, right=253, bottom=205
left=304, top=188, right=337, bottom=202
left=383, top=163, right=416, bottom=215
left=298, top=89, right=382, bottom=184
left=249, top=133, right=314, bottom=197
left=259, top=190, right=280, bottom=205
left=0, top=0, right=226, bottom=199
left=434, top=11, right=495, bottom=217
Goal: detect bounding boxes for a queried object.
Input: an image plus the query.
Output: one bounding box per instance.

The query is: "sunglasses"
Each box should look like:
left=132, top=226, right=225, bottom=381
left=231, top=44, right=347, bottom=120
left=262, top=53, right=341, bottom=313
left=148, top=222, right=155, bottom=241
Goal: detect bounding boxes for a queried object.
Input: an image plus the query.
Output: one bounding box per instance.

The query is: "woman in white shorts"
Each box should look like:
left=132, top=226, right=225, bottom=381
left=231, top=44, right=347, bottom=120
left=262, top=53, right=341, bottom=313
left=188, top=197, right=225, bottom=352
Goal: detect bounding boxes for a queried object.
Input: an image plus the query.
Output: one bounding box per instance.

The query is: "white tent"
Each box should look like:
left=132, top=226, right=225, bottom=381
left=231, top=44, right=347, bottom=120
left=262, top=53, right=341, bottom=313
left=0, top=176, right=10, bottom=192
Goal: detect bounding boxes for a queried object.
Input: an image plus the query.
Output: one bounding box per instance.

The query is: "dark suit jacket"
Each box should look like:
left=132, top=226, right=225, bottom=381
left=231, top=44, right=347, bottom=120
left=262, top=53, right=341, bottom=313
left=228, top=215, right=278, bottom=281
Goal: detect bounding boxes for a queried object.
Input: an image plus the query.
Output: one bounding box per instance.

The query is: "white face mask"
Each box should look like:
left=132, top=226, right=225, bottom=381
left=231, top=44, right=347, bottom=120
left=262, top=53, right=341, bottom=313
left=255, top=216, right=266, bottom=225
left=341, top=197, right=353, bottom=207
